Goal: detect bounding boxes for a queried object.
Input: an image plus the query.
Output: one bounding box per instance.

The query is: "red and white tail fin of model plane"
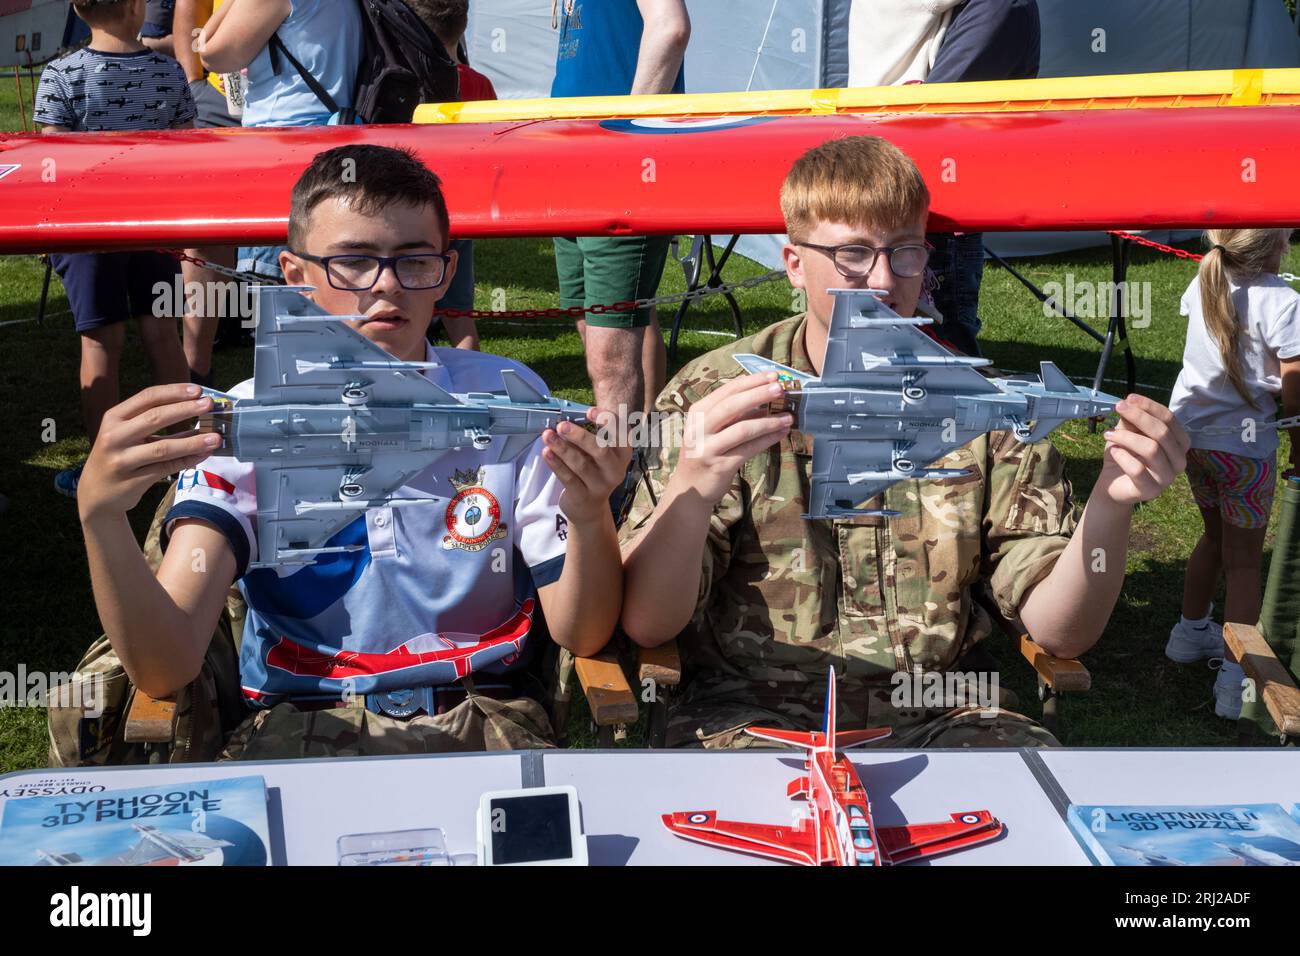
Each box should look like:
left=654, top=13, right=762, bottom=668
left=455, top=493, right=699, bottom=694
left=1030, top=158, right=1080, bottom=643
left=745, top=670, right=892, bottom=750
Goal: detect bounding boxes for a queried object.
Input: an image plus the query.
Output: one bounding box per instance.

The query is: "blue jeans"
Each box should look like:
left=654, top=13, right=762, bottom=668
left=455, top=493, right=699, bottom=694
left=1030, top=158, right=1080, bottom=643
left=927, top=232, right=985, bottom=356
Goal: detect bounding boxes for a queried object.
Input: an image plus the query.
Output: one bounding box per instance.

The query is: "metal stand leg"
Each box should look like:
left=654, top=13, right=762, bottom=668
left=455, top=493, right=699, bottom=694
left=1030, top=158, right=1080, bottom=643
left=37, top=255, right=52, bottom=326
left=1092, top=236, right=1137, bottom=423
left=666, top=234, right=744, bottom=366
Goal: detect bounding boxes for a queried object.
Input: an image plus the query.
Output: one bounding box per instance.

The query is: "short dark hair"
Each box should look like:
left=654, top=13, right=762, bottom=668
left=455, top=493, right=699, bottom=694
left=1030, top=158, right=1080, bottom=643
left=287, top=144, right=451, bottom=252
left=73, top=0, right=132, bottom=28
left=407, top=0, right=468, bottom=46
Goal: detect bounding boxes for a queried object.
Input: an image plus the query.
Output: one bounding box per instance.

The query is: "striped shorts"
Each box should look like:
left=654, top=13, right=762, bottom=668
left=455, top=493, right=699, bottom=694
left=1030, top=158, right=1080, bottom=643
left=1186, top=449, right=1277, bottom=528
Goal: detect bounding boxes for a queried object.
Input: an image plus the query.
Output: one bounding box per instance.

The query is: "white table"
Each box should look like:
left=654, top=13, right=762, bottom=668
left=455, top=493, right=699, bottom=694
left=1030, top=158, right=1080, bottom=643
left=545, top=749, right=1087, bottom=865
left=3, top=748, right=1294, bottom=865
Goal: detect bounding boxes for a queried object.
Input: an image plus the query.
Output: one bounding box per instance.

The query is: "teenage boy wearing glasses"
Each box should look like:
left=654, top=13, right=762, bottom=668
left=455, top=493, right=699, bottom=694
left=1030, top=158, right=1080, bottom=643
left=66, top=144, right=629, bottom=763
left=617, top=137, right=1188, bottom=750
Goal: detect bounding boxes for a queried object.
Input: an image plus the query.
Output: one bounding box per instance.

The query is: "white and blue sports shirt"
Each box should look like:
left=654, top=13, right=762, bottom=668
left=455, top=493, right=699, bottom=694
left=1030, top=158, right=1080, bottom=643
left=163, top=345, right=570, bottom=707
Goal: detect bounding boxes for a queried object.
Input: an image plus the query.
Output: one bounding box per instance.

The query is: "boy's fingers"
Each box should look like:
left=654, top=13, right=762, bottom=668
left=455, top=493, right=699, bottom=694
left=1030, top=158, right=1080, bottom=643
left=556, top=419, right=606, bottom=456
left=1117, top=394, right=1188, bottom=454
left=1107, top=437, right=1180, bottom=489
left=1108, top=443, right=1159, bottom=496
left=113, top=383, right=202, bottom=423
left=119, top=396, right=212, bottom=445
left=543, top=432, right=594, bottom=483
left=122, top=432, right=221, bottom=472
left=702, top=379, right=785, bottom=435
left=1105, top=428, right=1177, bottom=487
left=728, top=432, right=793, bottom=466
left=713, top=414, right=791, bottom=460
left=542, top=445, right=585, bottom=492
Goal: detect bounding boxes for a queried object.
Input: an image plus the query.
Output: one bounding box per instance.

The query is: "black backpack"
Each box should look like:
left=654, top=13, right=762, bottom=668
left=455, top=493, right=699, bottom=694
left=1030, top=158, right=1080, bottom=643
left=268, top=0, right=460, bottom=124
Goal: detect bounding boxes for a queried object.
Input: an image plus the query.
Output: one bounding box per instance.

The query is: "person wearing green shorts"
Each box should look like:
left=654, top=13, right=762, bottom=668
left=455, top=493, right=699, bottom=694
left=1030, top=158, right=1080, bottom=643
left=554, top=234, right=671, bottom=414
left=549, top=0, right=690, bottom=413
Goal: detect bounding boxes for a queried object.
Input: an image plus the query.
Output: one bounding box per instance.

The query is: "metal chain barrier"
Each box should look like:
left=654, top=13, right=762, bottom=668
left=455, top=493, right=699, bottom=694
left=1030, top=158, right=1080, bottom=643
left=162, top=249, right=279, bottom=284
left=1106, top=230, right=1300, bottom=282
left=435, top=268, right=787, bottom=319
left=160, top=247, right=786, bottom=318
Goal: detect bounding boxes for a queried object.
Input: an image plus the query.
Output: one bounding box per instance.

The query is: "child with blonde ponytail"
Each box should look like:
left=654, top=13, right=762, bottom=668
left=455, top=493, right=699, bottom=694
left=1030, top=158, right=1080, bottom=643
left=1167, top=228, right=1300, bottom=719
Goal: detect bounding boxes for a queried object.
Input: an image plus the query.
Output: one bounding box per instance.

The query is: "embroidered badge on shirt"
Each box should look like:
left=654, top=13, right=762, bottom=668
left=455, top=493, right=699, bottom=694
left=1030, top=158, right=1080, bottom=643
left=442, top=467, right=508, bottom=552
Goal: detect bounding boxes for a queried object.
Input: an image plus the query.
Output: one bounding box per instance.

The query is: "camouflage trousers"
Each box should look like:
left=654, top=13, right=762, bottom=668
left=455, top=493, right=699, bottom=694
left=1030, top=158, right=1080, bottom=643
left=48, top=619, right=245, bottom=767
left=49, top=627, right=555, bottom=765
left=666, top=678, right=1059, bottom=750
left=219, top=692, right=555, bottom=760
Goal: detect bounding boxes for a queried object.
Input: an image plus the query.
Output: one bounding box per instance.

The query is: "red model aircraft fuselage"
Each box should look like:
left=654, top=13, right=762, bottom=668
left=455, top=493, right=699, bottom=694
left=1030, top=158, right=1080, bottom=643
left=662, top=671, right=1003, bottom=865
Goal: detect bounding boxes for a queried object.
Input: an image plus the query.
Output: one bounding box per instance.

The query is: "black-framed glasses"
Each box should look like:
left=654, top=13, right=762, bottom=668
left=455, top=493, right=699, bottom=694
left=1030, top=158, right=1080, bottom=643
left=798, top=241, right=932, bottom=279
left=291, top=250, right=452, bottom=291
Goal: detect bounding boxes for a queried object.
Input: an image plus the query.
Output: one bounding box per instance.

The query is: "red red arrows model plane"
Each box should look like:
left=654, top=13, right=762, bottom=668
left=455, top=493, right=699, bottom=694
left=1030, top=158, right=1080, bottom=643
left=662, top=671, right=1003, bottom=865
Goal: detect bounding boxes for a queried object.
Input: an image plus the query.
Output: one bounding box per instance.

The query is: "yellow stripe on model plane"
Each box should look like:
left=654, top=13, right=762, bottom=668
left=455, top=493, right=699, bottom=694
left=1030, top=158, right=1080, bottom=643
left=414, top=68, right=1300, bottom=125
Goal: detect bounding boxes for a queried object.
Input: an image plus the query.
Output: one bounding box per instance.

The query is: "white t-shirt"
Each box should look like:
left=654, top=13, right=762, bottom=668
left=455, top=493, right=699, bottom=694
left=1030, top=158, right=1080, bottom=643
left=847, top=0, right=963, bottom=88
left=1169, top=272, right=1300, bottom=457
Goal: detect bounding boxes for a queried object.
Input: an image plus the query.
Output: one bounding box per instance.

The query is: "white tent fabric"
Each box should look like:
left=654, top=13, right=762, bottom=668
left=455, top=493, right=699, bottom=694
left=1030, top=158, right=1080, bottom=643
left=464, top=0, right=1300, bottom=265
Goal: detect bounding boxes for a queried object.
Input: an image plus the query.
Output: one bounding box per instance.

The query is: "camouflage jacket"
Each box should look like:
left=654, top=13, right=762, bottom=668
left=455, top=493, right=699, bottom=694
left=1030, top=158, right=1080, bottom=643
left=619, top=314, right=1077, bottom=700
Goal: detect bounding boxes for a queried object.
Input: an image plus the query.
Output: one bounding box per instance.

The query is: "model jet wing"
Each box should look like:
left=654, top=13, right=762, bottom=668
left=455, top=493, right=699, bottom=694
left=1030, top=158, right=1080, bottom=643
left=820, top=311, right=999, bottom=393
left=202, top=286, right=590, bottom=567
left=661, top=811, right=824, bottom=866
left=806, top=430, right=969, bottom=518
left=252, top=288, right=454, bottom=405
left=875, top=810, right=1003, bottom=864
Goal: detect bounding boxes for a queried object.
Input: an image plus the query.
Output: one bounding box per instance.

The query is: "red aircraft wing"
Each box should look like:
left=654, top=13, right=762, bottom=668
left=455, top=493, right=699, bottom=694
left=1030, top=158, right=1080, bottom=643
left=661, top=811, right=825, bottom=866
left=876, top=810, right=1004, bottom=864
left=3, top=104, right=1300, bottom=253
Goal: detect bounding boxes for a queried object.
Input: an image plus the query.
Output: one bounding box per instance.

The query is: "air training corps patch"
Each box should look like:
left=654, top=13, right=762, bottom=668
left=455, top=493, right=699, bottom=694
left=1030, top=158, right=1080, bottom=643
left=442, top=467, right=508, bottom=552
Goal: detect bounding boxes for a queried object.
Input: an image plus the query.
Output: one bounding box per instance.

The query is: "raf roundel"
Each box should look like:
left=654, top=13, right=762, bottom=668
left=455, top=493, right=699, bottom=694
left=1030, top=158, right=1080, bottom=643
left=687, top=812, right=711, bottom=825
left=598, top=116, right=776, bottom=135
left=960, top=813, right=982, bottom=825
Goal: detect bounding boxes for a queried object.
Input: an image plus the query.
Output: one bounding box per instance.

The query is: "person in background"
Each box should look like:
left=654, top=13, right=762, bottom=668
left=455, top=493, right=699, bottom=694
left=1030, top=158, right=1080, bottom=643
left=138, top=0, right=175, bottom=56
left=34, top=0, right=194, bottom=498
left=199, top=0, right=362, bottom=282
left=169, top=0, right=240, bottom=386
left=409, top=0, right=498, bottom=351
left=1167, top=229, right=1300, bottom=720
left=550, top=0, right=689, bottom=416
left=923, top=0, right=1041, bottom=357
left=846, top=0, right=962, bottom=87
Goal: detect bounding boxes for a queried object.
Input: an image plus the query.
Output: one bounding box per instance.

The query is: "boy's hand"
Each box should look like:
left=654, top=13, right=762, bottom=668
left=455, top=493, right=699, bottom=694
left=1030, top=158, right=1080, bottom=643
left=541, top=407, right=633, bottom=524
left=673, top=372, right=793, bottom=506
left=1097, top=393, right=1189, bottom=506
left=78, top=384, right=223, bottom=523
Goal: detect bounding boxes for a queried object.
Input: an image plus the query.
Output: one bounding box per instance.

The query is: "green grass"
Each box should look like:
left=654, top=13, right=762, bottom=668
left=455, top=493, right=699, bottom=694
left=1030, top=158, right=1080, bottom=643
left=3, top=76, right=1297, bottom=772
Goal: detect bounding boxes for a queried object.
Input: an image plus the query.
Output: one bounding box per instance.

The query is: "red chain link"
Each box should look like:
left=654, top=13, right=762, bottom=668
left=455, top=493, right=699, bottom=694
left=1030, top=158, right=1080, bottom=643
left=1106, top=230, right=1204, bottom=262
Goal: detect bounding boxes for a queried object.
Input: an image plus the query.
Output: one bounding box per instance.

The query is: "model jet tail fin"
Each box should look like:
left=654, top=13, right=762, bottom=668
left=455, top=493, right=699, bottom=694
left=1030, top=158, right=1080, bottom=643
left=734, top=354, right=816, bottom=385
left=501, top=368, right=549, bottom=404
left=1039, top=361, right=1079, bottom=394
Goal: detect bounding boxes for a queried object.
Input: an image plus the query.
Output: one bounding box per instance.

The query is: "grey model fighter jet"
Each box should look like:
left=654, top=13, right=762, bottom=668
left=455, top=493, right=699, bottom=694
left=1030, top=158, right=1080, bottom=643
left=734, top=288, right=1120, bottom=520
left=201, top=285, right=590, bottom=567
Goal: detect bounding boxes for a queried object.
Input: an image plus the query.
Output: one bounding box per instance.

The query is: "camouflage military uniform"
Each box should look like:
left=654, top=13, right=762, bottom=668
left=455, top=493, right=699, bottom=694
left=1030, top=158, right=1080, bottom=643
left=218, top=687, right=554, bottom=760
left=619, top=314, right=1076, bottom=749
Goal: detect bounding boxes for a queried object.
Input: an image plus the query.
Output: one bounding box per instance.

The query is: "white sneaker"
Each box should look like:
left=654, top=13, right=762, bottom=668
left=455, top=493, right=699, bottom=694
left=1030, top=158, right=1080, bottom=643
left=1212, top=660, right=1245, bottom=721
left=1165, top=616, right=1225, bottom=663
